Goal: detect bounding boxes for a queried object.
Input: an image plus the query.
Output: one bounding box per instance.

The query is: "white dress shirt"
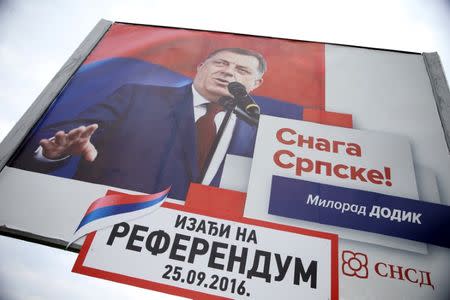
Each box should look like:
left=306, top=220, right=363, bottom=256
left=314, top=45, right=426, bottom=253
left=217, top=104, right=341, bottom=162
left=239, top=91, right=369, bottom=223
left=192, top=86, right=237, bottom=185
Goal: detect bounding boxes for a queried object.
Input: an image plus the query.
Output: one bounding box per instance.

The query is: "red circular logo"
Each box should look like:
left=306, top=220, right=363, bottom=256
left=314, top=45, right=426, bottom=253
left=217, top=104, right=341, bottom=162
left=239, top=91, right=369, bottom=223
left=342, top=250, right=368, bottom=279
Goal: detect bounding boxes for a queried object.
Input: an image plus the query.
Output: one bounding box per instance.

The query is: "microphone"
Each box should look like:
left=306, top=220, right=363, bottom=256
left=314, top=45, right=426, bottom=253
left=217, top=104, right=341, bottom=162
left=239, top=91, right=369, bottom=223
left=227, top=82, right=260, bottom=117
left=218, top=95, right=259, bottom=127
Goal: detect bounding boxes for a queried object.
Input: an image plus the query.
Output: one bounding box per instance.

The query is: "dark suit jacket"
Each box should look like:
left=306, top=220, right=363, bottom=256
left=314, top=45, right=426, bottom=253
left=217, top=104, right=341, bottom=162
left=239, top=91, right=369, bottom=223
left=10, top=59, right=303, bottom=200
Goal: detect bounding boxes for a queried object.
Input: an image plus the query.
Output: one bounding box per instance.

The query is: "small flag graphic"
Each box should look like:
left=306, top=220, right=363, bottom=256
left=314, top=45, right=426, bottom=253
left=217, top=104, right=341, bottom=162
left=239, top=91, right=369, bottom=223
left=67, top=187, right=170, bottom=247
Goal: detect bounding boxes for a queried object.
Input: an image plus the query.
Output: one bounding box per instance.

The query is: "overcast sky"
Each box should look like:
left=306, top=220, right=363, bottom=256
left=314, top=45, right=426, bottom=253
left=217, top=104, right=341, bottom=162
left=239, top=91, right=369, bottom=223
left=1, top=0, right=450, bottom=141
left=1, top=0, right=450, bottom=299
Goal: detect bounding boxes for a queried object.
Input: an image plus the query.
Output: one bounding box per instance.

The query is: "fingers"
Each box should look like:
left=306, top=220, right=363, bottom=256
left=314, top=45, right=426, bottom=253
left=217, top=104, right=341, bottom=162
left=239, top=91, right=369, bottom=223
left=38, top=123, right=99, bottom=160
left=66, top=124, right=98, bottom=141
left=80, top=123, right=98, bottom=139
left=39, top=138, right=54, bottom=151
left=82, top=142, right=98, bottom=162
left=54, top=131, right=67, bottom=146
left=39, top=138, right=63, bottom=159
left=67, top=126, right=84, bottom=142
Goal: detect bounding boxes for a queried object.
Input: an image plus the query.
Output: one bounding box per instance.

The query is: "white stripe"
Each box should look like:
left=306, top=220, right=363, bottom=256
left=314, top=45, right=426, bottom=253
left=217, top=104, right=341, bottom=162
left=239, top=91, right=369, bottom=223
left=66, top=196, right=166, bottom=248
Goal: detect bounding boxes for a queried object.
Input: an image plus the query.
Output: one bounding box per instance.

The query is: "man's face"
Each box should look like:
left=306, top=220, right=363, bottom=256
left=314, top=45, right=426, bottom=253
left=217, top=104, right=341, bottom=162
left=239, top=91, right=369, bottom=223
left=193, top=51, right=263, bottom=102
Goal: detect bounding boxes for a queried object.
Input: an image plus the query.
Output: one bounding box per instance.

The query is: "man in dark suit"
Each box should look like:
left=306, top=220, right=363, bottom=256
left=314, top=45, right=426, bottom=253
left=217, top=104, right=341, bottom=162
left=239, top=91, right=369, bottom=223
left=13, top=48, right=302, bottom=200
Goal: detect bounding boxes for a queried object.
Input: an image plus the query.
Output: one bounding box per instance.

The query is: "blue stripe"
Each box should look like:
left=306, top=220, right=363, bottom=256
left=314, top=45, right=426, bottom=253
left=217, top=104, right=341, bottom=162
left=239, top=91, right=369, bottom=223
left=76, top=194, right=166, bottom=231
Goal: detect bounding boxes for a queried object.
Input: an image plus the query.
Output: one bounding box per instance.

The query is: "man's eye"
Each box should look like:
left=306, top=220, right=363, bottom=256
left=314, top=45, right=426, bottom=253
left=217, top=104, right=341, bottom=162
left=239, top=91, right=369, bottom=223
left=215, top=61, right=226, bottom=66
left=237, top=69, right=250, bottom=75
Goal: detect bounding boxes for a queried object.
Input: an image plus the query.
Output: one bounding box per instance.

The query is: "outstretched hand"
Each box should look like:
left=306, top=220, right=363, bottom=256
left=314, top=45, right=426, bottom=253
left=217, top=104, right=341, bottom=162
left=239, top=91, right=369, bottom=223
left=39, top=124, right=99, bottom=162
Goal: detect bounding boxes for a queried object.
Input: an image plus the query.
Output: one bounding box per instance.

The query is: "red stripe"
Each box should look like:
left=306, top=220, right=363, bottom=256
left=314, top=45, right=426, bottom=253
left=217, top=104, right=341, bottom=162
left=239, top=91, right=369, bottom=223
left=85, top=187, right=170, bottom=215
left=84, top=23, right=326, bottom=109
left=303, top=108, right=353, bottom=128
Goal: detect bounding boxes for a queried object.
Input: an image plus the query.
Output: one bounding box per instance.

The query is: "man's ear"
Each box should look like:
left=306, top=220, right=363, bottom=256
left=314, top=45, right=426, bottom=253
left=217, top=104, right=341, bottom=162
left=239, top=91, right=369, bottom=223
left=197, top=62, right=204, bottom=72
left=251, top=78, right=263, bottom=91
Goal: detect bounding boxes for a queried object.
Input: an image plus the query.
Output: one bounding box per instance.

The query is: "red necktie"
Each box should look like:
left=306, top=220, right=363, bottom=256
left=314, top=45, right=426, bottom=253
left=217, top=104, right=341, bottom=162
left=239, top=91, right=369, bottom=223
left=196, top=102, right=223, bottom=171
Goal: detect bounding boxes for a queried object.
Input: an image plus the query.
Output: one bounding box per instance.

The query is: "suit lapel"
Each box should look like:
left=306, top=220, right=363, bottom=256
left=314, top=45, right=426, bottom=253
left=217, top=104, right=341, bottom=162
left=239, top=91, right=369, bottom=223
left=171, top=85, right=200, bottom=182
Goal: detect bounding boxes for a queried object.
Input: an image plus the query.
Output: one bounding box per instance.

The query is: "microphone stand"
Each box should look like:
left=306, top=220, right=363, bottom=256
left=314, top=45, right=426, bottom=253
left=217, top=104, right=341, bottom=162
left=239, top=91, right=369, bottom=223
left=198, top=96, right=260, bottom=184
left=198, top=97, right=236, bottom=184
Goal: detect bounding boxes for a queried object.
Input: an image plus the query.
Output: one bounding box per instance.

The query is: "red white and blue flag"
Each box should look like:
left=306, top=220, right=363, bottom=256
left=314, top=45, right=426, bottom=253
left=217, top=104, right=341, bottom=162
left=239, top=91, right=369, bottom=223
left=68, top=187, right=170, bottom=247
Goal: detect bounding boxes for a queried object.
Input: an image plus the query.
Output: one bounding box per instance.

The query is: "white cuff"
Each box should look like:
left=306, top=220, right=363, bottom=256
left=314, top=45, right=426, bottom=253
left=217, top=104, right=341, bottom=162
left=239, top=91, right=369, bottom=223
left=34, top=138, right=70, bottom=162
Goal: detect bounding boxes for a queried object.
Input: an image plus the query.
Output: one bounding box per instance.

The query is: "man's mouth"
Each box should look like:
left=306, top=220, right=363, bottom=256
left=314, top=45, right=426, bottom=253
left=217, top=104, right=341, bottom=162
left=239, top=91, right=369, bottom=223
left=214, top=78, right=230, bottom=86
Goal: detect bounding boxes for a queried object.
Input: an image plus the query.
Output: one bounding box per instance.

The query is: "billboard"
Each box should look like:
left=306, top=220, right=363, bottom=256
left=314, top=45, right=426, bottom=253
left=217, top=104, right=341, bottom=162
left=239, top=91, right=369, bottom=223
left=0, top=21, right=449, bottom=299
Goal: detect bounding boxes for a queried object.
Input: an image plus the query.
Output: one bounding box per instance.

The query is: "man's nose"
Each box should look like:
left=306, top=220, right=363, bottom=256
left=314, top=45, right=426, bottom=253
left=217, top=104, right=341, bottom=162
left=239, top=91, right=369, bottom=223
left=220, top=65, right=236, bottom=78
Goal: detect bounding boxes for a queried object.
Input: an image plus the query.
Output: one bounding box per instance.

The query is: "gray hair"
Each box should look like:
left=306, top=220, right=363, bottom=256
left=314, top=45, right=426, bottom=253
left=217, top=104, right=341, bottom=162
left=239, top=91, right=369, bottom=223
left=206, top=47, right=267, bottom=75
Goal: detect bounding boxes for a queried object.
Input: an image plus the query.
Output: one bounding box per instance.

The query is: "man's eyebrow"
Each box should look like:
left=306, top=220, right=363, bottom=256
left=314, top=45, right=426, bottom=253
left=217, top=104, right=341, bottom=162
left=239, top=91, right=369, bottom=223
left=213, top=59, right=229, bottom=63
left=213, top=58, right=254, bottom=72
left=236, top=65, right=251, bottom=71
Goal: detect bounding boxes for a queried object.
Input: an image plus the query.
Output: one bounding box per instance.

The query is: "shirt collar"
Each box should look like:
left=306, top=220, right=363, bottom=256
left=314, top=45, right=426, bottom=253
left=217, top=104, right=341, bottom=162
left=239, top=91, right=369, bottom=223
left=192, top=85, right=210, bottom=107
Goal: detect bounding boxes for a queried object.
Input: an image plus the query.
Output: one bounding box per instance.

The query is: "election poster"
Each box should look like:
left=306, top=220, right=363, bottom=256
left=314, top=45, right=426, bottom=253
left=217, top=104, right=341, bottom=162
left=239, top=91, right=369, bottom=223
left=72, top=186, right=338, bottom=299
left=0, top=21, right=449, bottom=299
